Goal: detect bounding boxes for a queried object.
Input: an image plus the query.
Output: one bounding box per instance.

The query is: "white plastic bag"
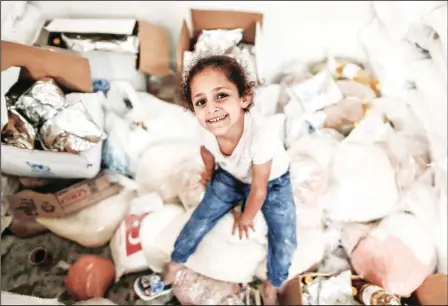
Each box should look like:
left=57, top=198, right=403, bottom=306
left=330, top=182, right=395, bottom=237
left=0, top=291, right=62, bottom=305
left=110, top=192, right=163, bottom=281
left=321, top=113, right=399, bottom=222
left=136, top=141, right=201, bottom=201
left=195, top=29, right=243, bottom=56
left=351, top=212, right=437, bottom=296
left=139, top=203, right=186, bottom=273
left=171, top=160, right=205, bottom=211
left=37, top=188, right=133, bottom=248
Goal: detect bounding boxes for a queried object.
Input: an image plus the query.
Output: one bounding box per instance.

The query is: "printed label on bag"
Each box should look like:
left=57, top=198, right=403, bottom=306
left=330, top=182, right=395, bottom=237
left=125, top=213, right=147, bottom=256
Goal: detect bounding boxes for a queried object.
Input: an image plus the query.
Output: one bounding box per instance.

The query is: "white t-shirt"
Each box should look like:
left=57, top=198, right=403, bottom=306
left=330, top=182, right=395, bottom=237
left=201, top=112, right=291, bottom=184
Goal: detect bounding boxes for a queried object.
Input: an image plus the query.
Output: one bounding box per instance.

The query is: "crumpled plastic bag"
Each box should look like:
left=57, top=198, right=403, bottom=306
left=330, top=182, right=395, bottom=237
left=136, top=141, right=201, bottom=202
left=36, top=188, right=133, bottom=248
left=110, top=192, right=163, bottom=281
left=0, top=291, right=63, bottom=305
left=289, top=154, right=328, bottom=228
left=379, top=131, right=430, bottom=191
left=172, top=267, right=243, bottom=305
left=287, top=129, right=344, bottom=170
left=321, top=112, right=399, bottom=222
left=195, top=29, right=243, bottom=56
left=351, top=212, right=437, bottom=296
left=65, top=255, right=115, bottom=301
left=171, top=159, right=205, bottom=211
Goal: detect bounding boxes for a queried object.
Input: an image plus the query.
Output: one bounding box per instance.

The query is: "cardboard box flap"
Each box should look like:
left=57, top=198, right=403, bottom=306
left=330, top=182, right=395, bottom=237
left=7, top=190, right=66, bottom=219
left=138, top=20, right=170, bottom=77
left=177, top=20, right=191, bottom=73
left=1, top=41, right=92, bottom=93
left=191, top=9, right=263, bottom=44
left=45, top=18, right=137, bottom=35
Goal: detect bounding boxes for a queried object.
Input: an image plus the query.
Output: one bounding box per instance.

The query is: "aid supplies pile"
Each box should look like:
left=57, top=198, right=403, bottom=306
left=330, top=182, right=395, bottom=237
left=1, top=1, right=447, bottom=306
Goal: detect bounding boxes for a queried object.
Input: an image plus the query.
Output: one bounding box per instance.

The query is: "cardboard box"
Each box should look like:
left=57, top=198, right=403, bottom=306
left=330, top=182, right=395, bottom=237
left=1, top=40, right=104, bottom=179
left=176, top=9, right=265, bottom=82
left=39, top=18, right=171, bottom=79
left=7, top=172, right=123, bottom=219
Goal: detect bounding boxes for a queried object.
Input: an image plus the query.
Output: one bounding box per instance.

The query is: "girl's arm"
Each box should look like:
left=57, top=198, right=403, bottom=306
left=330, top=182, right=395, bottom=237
left=200, top=145, right=215, bottom=181
left=241, top=160, right=272, bottom=221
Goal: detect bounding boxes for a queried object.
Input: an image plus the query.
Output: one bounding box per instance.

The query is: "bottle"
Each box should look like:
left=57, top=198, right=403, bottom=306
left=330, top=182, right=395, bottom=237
left=353, top=282, right=401, bottom=305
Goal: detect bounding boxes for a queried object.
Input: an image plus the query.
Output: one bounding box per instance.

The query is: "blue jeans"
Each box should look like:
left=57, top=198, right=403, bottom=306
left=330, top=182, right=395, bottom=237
left=171, top=167, right=298, bottom=288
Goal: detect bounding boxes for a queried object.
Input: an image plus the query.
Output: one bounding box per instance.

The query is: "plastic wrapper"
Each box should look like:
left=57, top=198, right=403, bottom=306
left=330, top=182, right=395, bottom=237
left=378, top=131, right=430, bottom=191
left=290, top=69, right=344, bottom=113
left=65, top=255, right=115, bottom=301
left=1, top=109, right=36, bottom=149
left=39, top=101, right=105, bottom=153
left=61, top=33, right=139, bottom=54
left=336, top=80, right=377, bottom=101
left=327, top=57, right=381, bottom=96
left=15, top=78, right=66, bottom=126
left=37, top=189, right=133, bottom=248
left=172, top=267, right=243, bottom=305
left=351, top=212, right=437, bottom=296
left=323, top=98, right=367, bottom=135
left=194, top=28, right=243, bottom=56
left=289, top=154, right=328, bottom=228
left=110, top=192, right=163, bottom=282
left=301, top=271, right=360, bottom=305
left=0, top=291, right=63, bottom=305
left=136, top=141, right=201, bottom=202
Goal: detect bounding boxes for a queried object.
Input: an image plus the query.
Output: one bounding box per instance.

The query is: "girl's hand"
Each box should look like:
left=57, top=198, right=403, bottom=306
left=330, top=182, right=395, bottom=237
left=200, top=169, right=213, bottom=186
left=232, top=211, right=255, bottom=240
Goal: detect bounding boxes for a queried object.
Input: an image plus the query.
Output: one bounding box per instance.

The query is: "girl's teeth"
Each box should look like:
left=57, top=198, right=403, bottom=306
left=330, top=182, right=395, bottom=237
left=209, top=115, right=226, bottom=123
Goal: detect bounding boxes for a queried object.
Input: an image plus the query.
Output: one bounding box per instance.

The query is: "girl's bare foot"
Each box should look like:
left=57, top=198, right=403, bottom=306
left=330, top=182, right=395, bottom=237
left=163, top=261, right=184, bottom=285
left=261, top=280, right=278, bottom=305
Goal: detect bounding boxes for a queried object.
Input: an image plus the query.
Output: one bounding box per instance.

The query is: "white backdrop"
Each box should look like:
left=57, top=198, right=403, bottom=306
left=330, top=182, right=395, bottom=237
left=30, top=1, right=375, bottom=81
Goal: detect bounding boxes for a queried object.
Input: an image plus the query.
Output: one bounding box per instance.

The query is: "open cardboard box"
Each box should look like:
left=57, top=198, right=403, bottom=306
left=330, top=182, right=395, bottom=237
left=7, top=171, right=123, bottom=219
left=1, top=40, right=104, bottom=179
left=176, top=9, right=265, bottom=83
left=38, top=18, right=171, bottom=82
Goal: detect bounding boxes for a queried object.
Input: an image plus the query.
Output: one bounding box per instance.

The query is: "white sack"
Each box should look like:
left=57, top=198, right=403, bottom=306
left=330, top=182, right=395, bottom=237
left=0, top=291, right=62, bottom=305
left=255, top=226, right=326, bottom=284
left=321, top=114, right=399, bottom=222
left=140, top=203, right=186, bottom=273
left=351, top=212, right=437, bottom=296
left=3, top=3, right=45, bottom=46
left=153, top=210, right=268, bottom=284
left=136, top=141, right=201, bottom=201
left=110, top=192, right=164, bottom=281
left=171, top=159, right=205, bottom=211
left=401, top=167, right=448, bottom=274
left=37, top=189, right=133, bottom=248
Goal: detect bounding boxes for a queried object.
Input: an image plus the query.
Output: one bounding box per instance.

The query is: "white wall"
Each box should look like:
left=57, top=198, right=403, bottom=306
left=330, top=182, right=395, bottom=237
left=31, top=1, right=375, bottom=81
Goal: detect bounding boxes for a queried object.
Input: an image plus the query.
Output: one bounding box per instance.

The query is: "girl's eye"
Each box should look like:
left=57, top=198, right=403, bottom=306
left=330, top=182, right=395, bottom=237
left=216, top=92, right=228, bottom=100
left=195, top=99, right=206, bottom=107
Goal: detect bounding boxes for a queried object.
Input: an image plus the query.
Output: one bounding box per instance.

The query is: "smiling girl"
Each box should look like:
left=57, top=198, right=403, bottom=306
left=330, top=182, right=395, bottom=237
left=163, top=55, right=298, bottom=304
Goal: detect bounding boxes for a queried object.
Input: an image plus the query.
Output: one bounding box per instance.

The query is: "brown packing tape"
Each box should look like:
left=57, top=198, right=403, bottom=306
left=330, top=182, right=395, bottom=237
left=138, top=20, right=171, bottom=77
left=190, top=9, right=263, bottom=44
left=1, top=41, right=92, bottom=93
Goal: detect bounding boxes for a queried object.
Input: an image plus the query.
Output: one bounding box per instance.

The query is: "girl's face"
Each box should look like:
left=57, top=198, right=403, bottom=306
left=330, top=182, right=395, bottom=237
left=190, top=68, right=251, bottom=137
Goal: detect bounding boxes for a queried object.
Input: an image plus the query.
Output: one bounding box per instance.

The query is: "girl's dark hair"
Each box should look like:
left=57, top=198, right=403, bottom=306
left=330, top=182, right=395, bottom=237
left=179, top=55, right=256, bottom=112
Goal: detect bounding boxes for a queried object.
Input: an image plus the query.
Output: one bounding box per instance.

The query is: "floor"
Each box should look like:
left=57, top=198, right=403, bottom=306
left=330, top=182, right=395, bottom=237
left=0, top=231, right=180, bottom=305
